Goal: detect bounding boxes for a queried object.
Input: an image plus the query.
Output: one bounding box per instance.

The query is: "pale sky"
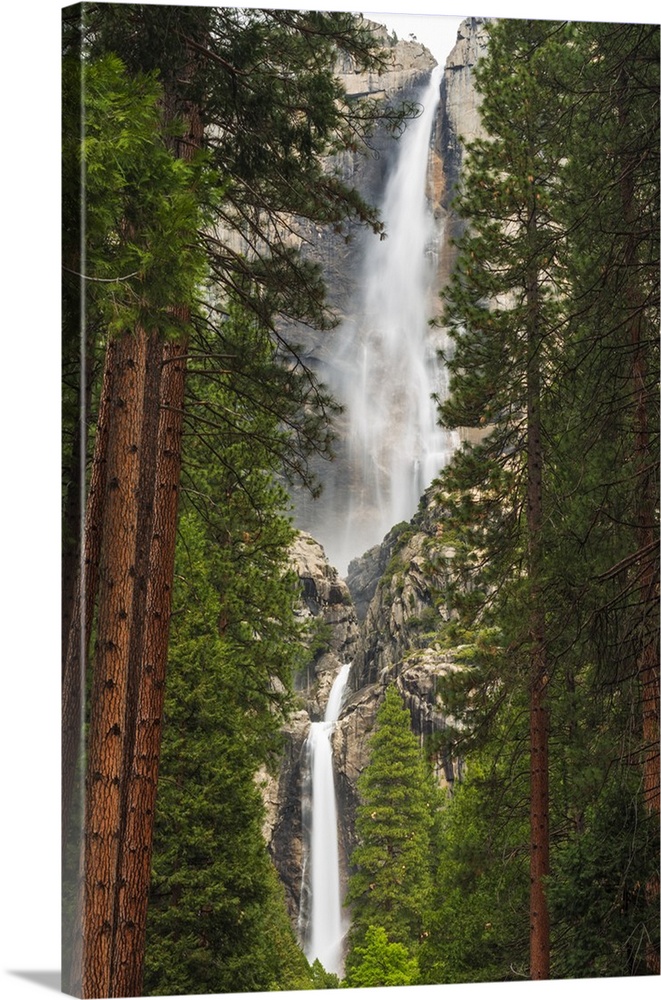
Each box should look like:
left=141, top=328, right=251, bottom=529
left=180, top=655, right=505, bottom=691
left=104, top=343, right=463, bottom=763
left=363, top=11, right=467, bottom=64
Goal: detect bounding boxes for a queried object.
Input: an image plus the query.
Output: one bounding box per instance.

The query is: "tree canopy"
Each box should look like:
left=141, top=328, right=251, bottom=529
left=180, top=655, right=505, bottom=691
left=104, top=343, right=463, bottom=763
left=61, top=5, right=417, bottom=995
left=345, top=685, right=437, bottom=986
left=427, top=15, right=659, bottom=980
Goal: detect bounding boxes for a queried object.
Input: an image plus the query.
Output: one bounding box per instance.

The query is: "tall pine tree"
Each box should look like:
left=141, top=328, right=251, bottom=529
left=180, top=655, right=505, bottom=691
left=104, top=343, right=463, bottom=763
left=142, top=305, right=314, bottom=992
left=345, top=685, right=436, bottom=985
left=63, top=6, right=419, bottom=995
left=438, top=19, right=572, bottom=976
left=431, top=16, right=659, bottom=980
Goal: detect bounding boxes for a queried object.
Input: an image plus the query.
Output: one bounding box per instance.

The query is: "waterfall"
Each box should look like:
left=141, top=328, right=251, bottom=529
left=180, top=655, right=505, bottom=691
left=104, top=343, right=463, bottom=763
left=296, top=63, right=458, bottom=978
left=297, top=66, right=457, bottom=576
left=302, top=664, right=351, bottom=975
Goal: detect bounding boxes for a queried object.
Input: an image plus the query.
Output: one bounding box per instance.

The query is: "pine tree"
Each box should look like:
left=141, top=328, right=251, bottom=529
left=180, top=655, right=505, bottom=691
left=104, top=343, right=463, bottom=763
left=62, top=6, right=418, bottom=994
left=438, top=20, right=573, bottom=976
left=346, top=926, right=419, bottom=989
left=431, top=16, right=659, bottom=981
left=142, top=302, right=313, bottom=995
left=557, top=19, right=659, bottom=810
left=345, top=686, right=436, bottom=983
left=419, top=744, right=529, bottom=984
left=548, top=21, right=660, bottom=972
left=61, top=51, right=208, bottom=997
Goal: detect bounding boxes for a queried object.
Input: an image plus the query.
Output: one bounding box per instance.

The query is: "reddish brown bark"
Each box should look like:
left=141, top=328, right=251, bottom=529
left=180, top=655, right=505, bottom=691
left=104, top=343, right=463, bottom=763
left=107, top=75, right=204, bottom=997
left=71, top=330, right=148, bottom=999
left=110, top=338, right=188, bottom=997
left=70, top=328, right=191, bottom=998
left=70, top=35, right=203, bottom=997
left=62, top=339, right=116, bottom=858
left=106, top=64, right=202, bottom=992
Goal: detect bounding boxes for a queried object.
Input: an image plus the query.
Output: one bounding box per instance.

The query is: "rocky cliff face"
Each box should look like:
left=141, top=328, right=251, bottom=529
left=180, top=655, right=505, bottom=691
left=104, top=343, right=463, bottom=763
left=334, top=19, right=438, bottom=214
left=432, top=16, right=490, bottom=287
left=280, top=20, right=438, bottom=351
left=436, top=16, right=489, bottom=204
left=263, top=16, right=488, bottom=937
left=289, top=530, right=360, bottom=717
left=333, top=486, right=464, bottom=861
left=265, top=501, right=463, bottom=928
left=259, top=531, right=359, bottom=921
left=340, top=20, right=437, bottom=101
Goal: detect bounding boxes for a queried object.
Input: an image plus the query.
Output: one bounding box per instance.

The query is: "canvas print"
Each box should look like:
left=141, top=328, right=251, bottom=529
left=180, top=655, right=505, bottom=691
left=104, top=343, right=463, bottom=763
left=61, top=2, right=660, bottom=997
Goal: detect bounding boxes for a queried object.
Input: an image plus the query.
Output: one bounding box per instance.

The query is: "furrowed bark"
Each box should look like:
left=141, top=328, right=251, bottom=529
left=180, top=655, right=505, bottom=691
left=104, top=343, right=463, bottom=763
left=62, top=339, right=115, bottom=860
left=72, top=330, right=147, bottom=999
left=109, top=71, right=203, bottom=997
left=110, top=336, right=188, bottom=997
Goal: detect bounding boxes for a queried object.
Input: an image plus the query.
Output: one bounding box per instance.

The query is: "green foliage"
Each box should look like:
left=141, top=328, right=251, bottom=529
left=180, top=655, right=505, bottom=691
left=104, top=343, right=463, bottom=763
left=62, top=2, right=420, bottom=513
left=67, top=4, right=416, bottom=336
left=549, top=775, right=660, bottom=979
left=62, top=5, right=432, bottom=994
left=143, top=500, right=310, bottom=994
left=426, top=15, right=659, bottom=982
left=345, top=925, right=420, bottom=988
left=61, top=49, right=211, bottom=571
left=420, top=744, right=530, bottom=983
left=62, top=6, right=659, bottom=988
left=143, top=301, right=313, bottom=994
left=64, top=52, right=209, bottom=341
left=310, top=959, right=340, bottom=989
left=345, top=687, right=437, bottom=977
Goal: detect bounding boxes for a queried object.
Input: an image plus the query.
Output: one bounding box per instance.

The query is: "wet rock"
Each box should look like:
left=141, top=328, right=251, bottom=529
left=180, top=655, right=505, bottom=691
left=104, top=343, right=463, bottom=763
left=290, top=531, right=360, bottom=718
left=261, top=710, right=311, bottom=921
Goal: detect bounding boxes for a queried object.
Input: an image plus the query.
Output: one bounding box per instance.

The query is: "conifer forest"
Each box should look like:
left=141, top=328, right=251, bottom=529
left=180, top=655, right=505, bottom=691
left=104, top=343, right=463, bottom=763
left=61, top=5, right=659, bottom=997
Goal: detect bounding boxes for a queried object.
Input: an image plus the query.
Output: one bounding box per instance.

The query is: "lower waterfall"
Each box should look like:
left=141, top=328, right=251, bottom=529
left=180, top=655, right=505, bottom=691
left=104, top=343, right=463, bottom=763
left=302, top=664, right=351, bottom=975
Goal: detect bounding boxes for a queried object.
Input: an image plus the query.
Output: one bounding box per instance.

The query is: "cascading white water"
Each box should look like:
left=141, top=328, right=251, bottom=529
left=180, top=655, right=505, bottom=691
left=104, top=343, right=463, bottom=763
left=299, top=66, right=457, bottom=576
left=302, top=663, right=351, bottom=975
left=298, top=64, right=459, bottom=977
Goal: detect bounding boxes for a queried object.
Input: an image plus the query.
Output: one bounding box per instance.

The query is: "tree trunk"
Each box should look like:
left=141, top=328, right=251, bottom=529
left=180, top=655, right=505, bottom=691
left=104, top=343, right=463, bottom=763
left=71, top=31, right=203, bottom=996
left=110, top=337, right=188, bottom=997
left=70, top=329, right=192, bottom=998
left=108, top=72, right=203, bottom=996
left=71, top=330, right=148, bottom=999
left=62, top=339, right=115, bottom=859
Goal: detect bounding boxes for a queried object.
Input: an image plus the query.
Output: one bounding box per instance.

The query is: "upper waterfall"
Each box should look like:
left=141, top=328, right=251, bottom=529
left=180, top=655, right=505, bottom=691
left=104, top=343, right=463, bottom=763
left=296, top=66, right=458, bottom=576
